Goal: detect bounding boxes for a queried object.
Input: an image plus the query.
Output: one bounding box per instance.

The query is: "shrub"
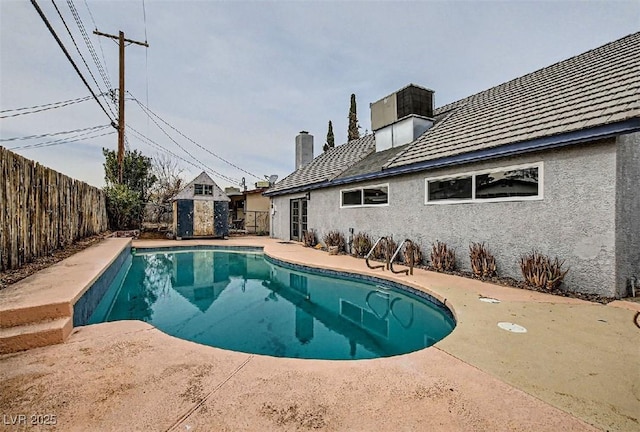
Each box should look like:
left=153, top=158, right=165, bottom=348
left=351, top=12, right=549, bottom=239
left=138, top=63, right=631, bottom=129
left=372, top=236, right=398, bottom=262
left=469, top=242, right=497, bottom=278
left=431, top=241, right=456, bottom=272
left=302, top=229, right=317, bottom=247
left=351, top=232, right=373, bottom=258
left=323, top=230, right=346, bottom=252
left=104, top=184, right=144, bottom=230
left=402, top=241, right=423, bottom=266
left=520, top=251, right=569, bottom=291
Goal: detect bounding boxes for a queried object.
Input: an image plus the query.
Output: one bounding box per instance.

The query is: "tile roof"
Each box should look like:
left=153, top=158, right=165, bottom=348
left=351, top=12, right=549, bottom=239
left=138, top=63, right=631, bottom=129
left=268, top=134, right=375, bottom=194
left=385, top=32, right=640, bottom=168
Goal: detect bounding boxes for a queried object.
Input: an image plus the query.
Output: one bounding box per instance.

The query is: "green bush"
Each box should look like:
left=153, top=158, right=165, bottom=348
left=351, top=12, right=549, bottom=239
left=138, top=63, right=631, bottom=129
left=105, top=184, right=145, bottom=230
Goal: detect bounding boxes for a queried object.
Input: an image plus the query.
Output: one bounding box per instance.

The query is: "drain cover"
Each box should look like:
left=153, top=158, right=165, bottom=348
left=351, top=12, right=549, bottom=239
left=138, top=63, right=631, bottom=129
left=479, top=297, right=500, bottom=303
left=497, top=322, right=527, bottom=333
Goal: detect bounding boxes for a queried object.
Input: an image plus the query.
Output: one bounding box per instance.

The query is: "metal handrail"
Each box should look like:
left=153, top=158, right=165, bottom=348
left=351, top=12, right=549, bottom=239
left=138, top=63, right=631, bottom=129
left=365, top=236, right=389, bottom=270
left=389, top=239, right=415, bottom=275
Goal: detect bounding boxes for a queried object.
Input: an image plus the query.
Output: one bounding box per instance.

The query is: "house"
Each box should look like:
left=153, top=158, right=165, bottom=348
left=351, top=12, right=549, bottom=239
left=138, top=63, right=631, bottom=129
left=226, top=183, right=272, bottom=234
left=265, top=32, right=640, bottom=298
left=172, top=172, right=230, bottom=239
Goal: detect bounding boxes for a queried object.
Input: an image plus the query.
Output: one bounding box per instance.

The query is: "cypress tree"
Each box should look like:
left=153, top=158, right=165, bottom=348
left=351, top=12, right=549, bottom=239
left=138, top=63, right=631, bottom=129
left=326, top=120, right=335, bottom=150
left=348, top=93, right=360, bottom=141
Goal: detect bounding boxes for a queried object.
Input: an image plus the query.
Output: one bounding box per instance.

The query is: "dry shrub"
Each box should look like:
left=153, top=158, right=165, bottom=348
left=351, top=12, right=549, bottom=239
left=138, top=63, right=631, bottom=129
left=302, top=230, right=317, bottom=247
left=431, top=241, right=456, bottom=272
left=322, top=230, right=346, bottom=252
left=469, top=242, right=497, bottom=277
left=351, top=232, right=373, bottom=258
left=402, top=241, right=423, bottom=265
left=520, top=251, right=569, bottom=291
left=372, top=236, right=398, bottom=262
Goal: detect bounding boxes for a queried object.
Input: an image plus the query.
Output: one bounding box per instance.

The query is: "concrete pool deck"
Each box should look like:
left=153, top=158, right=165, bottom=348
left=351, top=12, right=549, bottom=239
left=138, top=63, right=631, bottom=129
left=1, top=237, right=639, bottom=431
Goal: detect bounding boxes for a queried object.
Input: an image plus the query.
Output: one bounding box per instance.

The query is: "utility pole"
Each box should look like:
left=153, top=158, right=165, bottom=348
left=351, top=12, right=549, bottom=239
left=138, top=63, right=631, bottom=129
left=94, top=30, right=148, bottom=183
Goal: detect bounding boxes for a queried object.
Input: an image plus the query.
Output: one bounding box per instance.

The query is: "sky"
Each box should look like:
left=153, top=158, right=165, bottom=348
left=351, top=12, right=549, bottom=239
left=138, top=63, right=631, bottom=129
left=1, top=1, right=639, bottom=190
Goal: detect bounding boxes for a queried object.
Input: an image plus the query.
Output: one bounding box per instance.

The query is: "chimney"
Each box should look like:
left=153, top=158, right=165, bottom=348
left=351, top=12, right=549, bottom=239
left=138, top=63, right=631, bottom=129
left=370, top=84, right=435, bottom=152
left=295, top=131, right=314, bottom=170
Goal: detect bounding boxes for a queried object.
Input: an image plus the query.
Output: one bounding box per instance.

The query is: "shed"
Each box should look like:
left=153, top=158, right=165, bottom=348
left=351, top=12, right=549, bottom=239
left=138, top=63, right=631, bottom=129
left=172, top=172, right=230, bottom=239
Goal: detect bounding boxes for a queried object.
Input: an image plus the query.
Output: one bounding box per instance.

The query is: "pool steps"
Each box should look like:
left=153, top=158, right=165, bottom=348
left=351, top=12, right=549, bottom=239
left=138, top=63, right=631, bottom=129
left=0, top=238, right=131, bottom=354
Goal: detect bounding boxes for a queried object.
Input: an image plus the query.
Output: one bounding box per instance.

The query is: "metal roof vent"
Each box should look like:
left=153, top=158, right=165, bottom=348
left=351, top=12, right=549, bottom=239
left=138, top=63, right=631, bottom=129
left=370, top=84, right=435, bottom=152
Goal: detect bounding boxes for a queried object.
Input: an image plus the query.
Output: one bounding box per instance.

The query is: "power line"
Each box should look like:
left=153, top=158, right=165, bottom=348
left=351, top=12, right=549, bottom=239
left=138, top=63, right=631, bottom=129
left=1, top=124, right=111, bottom=142
left=67, top=0, right=115, bottom=109
left=127, top=99, right=240, bottom=183
left=0, top=94, right=94, bottom=118
left=82, top=0, right=113, bottom=102
left=29, top=0, right=116, bottom=125
left=50, top=0, right=116, bottom=119
left=127, top=124, right=239, bottom=184
left=129, top=93, right=262, bottom=180
left=9, top=130, right=115, bottom=150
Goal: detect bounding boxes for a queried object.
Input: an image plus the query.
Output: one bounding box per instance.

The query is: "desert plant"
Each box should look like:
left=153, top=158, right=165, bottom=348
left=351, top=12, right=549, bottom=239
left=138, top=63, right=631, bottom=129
left=351, top=232, right=373, bottom=258
left=323, top=230, right=346, bottom=252
left=402, top=241, right=423, bottom=266
left=372, top=236, right=398, bottom=262
left=431, top=241, right=456, bottom=272
left=520, top=251, right=569, bottom=291
left=302, top=229, right=317, bottom=247
left=469, top=242, right=497, bottom=278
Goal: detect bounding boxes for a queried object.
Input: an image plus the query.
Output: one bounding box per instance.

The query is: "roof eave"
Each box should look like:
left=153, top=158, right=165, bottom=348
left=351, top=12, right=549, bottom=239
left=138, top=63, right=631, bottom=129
left=266, top=118, right=640, bottom=196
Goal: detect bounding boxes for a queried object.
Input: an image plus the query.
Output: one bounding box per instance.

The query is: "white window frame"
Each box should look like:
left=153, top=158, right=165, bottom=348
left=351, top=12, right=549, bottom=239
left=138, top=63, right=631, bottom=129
left=194, top=184, right=214, bottom=196
left=340, top=183, right=390, bottom=208
left=424, top=162, right=544, bottom=205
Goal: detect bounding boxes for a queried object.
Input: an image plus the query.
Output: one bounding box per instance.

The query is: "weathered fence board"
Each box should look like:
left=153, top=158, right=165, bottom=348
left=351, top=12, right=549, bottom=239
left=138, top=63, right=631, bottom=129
left=0, top=147, right=108, bottom=271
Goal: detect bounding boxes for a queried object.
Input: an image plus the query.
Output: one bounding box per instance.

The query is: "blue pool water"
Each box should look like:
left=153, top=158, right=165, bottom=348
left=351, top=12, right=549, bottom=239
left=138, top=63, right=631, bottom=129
left=88, top=248, right=455, bottom=360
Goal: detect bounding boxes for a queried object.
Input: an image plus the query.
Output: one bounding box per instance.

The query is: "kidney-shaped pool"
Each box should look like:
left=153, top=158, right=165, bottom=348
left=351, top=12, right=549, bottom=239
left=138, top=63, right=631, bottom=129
left=88, top=247, right=455, bottom=360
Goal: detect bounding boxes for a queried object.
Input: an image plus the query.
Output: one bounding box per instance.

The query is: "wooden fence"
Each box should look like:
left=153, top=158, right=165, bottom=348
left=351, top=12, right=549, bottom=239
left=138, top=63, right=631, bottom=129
left=0, top=147, right=108, bottom=271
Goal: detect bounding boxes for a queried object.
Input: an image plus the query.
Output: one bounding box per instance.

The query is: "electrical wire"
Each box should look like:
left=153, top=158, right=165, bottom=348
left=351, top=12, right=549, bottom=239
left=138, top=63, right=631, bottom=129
left=82, top=0, right=113, bottom=98
left=0, top=95, right=94, bottom=118
left=66, top=0, right=115, bottom=113
left=126, top=124, right=239, bottom=184
left=51, top=0, right=116, bottom=119
left=129, top=93, right=261, bottom=180
left=1, top=124, right=111, bottom=142
left=29, top=0, right=116, bottom=125
left=9, top=130, right=115, bottom=150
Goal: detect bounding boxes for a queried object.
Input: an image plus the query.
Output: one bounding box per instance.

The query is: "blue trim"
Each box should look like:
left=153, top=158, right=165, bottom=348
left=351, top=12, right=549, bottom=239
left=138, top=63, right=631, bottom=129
left=266, top=119, right=640, bottom=195
left=73, top=244, right=131, bottom=326
left=264, top=254, right=455, bottom=322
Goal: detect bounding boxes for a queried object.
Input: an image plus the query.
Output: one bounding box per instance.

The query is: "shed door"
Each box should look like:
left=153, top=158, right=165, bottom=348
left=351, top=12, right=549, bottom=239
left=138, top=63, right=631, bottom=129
left=176, top=200, right=194, bottom=238
left=194, top=201, right=215, bottom=236
left=214, top=201, right=229, bottom=237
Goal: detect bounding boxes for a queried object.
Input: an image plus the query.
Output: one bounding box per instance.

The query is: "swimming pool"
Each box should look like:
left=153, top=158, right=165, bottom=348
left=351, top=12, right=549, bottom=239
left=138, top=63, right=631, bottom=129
left=88, top=247, right=455, bottom=360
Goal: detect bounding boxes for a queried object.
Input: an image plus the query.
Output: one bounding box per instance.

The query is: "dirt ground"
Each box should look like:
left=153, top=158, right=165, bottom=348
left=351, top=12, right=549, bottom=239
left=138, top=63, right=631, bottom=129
left=0, top=234, right=108, bottom=291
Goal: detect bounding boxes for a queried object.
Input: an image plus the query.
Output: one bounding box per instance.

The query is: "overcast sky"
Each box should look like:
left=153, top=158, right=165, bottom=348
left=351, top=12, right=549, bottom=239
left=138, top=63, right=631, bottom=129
left=1, top=1, right=638, bottom=189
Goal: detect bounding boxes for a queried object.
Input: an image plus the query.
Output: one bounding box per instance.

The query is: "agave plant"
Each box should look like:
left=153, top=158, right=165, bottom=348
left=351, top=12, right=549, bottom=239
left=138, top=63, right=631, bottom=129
left=431, top=241, right=456, bottom=272
left=351, top=232, right=373, bottom=258
left=520, top=251, right=569, bottom=291
left=469, top=242, right=497, bottom=278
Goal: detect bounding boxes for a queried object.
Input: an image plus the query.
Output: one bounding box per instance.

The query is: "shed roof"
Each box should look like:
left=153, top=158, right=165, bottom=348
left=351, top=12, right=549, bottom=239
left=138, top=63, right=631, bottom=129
left=173, top=172, right=231, bottom=202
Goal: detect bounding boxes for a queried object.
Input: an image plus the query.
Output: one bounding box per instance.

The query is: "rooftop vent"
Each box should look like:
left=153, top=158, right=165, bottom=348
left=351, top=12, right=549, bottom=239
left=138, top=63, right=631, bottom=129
left=370, top=84, right=434, bottom=152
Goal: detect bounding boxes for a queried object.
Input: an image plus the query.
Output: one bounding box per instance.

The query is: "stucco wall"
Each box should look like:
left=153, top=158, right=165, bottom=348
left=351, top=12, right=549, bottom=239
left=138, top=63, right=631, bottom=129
left=271, top=193, right=306, bottom=240
left=615, top=131, right=640, bottom=297
left=272, top=139, right=618, bottom=296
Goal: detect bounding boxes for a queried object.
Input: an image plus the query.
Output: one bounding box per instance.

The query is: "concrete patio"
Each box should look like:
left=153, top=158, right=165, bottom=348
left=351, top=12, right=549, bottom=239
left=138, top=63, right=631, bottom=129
left=1, top=237, right=638, bottom=431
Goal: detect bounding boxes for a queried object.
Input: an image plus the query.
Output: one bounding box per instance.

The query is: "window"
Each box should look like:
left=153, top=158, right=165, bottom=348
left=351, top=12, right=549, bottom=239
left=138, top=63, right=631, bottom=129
left=425, top=163, right=542, bottom=204
left=341, top=184, right=389, bottom=207
left=427, top=176, right=472, bottom=202
left=194, top=184, right=213, bottom=196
